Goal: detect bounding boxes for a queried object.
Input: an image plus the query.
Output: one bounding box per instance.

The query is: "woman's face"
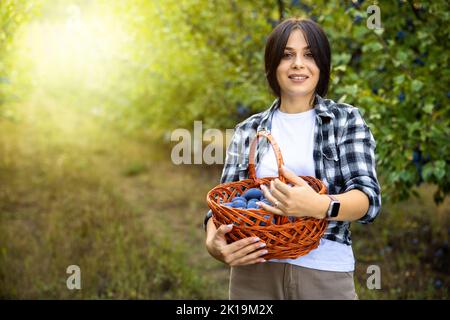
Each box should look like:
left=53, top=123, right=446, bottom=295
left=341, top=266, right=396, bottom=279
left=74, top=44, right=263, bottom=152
left=276, top=29, right=320, bottom=99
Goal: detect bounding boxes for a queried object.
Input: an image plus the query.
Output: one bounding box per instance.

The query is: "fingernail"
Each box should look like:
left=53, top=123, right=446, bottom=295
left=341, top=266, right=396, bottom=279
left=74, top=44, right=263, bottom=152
left=227, top=224, right=233, bottom=228
left=259, top=259, right=266, bottom=263
left=258, top=242, right=266, bottom=248
left=253, top=237, right=260, bottom=242
left=260, top=250, right=268, bottom=255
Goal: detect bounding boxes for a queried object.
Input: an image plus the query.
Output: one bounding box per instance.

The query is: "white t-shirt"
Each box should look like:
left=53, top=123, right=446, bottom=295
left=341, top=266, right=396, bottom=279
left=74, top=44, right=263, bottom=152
left=256, top=107, right=355, bottom=272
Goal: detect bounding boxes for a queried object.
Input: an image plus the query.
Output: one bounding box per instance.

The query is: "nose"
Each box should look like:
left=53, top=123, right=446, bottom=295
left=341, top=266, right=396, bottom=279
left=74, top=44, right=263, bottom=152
left=292, top=53, right=305, bottom=69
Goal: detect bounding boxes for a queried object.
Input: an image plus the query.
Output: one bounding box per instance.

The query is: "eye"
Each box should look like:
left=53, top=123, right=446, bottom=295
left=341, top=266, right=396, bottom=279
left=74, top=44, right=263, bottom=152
left=283, top=52, right=294, bottom=58
left=305, top=52, right=314, bottom=58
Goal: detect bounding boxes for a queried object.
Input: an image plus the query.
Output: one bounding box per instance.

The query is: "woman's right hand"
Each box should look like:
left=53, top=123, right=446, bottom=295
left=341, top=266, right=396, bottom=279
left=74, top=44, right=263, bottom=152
left=205, top=219, right=268, bottom=266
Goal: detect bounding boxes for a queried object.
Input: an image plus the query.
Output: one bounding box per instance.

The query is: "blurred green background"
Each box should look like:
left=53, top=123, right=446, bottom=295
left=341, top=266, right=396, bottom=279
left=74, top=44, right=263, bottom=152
left=0, top=0, right=448, bottom=299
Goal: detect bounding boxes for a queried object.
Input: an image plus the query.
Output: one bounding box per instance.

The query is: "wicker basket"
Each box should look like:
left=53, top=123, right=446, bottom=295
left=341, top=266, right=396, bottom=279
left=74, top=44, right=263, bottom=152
left=206, top=130, right=328, bottom=259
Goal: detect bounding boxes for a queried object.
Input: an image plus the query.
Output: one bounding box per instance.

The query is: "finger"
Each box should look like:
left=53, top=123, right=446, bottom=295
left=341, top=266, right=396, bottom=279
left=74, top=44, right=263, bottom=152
left=281, top=165, right=307, bottom=186
left=229, top=247, right=269, bottom=266
left=260, top=184, right=272, bottom=201
left=262, top=183, right=286, bottom=207
left=273, top=178, right=291, bottom=196
left=226, top=235, right=261, bottom=254
left=255, top=200, right=285, bottom=216
left=261, top=185, right=280, bottom=203
left=270, top=180, right=288, bottom=203
left=226, top=240, right=267, bottom=263
left=216, top=224, right=234, bottom=238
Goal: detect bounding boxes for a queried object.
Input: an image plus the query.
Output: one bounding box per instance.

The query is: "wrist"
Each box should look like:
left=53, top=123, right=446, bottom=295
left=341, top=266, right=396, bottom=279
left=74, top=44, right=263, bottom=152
left=205, top=218, right=216, bottom=244
left=315, top=194, right=330, bottom=219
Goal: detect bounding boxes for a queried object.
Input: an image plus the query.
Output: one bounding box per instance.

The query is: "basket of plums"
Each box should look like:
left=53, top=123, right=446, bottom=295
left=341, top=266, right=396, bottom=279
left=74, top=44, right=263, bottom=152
left=206, top=130, right=328, bottom=259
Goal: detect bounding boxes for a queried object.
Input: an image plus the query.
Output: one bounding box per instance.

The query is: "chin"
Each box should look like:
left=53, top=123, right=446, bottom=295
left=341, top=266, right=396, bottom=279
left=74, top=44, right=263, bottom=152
left=285, top=90, right=313, bottom=97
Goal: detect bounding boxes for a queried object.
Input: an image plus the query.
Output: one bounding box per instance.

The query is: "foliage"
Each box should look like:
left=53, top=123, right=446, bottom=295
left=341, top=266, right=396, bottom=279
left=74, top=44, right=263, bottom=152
left=310, top=0, right=450, bottom=205
left=0, top=0, right=41, bottom=115
left=94, top=0, right=450, bottom=205
left=2, top=0, right=448, bottom=203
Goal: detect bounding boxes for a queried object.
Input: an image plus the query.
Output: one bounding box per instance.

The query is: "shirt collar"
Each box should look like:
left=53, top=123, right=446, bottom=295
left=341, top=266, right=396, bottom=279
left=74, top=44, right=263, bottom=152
left=313, top=94, right=335, bottom=120
left=257, top=99, right=278, bottom=132
left=258, top=93, right=334, bottom=132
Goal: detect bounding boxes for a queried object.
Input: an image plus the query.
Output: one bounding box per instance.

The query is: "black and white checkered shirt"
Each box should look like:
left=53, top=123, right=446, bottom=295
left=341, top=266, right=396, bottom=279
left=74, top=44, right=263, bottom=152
left=205, top=94, right=382, bottom=245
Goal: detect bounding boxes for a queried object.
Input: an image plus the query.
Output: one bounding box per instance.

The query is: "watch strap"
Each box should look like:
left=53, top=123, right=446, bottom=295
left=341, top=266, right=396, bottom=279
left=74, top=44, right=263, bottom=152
left=327, top=194, right=338, bottom=202
left=326, top=195, right=340, bottom=218
left=203, top=209, right=213, bottom=231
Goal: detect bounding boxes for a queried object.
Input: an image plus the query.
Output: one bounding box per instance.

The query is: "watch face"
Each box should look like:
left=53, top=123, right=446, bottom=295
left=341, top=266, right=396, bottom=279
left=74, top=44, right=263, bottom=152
left=330, top=202, right=340, bottom=217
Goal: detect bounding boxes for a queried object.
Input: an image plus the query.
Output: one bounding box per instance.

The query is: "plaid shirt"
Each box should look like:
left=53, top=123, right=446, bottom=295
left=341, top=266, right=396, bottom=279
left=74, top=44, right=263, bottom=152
left=206, top=94, right=382, bottom=245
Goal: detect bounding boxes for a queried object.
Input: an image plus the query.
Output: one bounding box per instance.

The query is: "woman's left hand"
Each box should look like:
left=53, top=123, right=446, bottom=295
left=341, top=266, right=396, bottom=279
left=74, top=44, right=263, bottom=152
left=256, top=165, right=329, bottom=219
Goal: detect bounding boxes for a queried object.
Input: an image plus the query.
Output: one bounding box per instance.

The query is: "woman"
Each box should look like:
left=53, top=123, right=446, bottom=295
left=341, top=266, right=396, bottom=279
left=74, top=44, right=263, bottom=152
left=204, top=17, right=382, bottom=300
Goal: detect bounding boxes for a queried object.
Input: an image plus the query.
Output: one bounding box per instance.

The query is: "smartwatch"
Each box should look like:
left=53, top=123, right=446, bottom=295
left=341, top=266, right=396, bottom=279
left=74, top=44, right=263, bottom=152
left=203, top=209, right=213, bottom=230
left=326, top=195, right=340, bottom=218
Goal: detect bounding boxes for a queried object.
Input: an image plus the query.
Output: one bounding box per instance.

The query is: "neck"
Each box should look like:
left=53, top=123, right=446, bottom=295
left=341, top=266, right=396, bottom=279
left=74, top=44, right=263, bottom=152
left=279, top=93, right=315, bottom=113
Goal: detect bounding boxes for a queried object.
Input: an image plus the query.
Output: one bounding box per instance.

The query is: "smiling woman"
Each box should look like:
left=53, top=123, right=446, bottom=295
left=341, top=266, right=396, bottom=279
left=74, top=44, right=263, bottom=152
left=266, top=20, right=331, bottom=114
left=204, top=17, right=382, bottom=300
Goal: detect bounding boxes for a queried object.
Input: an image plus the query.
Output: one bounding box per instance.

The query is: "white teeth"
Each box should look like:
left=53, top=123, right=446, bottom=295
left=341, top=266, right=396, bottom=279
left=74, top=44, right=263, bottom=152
left=290, top=76, right=307, bottom=80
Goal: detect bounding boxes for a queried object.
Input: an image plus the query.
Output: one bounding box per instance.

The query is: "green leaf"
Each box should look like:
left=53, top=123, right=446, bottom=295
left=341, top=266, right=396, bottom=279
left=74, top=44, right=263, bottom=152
left=411, top=80, right=424, bottom=92
left=422, top=163, right=434, bottom=181
left=394, top=75, right=405, bottom=85
left=338, top=94, right=347, bottom=103
left=342, top=84, right=358, bottom=97
left=434, top=160, right=446, bottom=180
left=362, top=42, right=383, bottom=53
left=333, top=65, right=347, bottom=72
left=395, top=51, right=408, bottom=63
left=374, top=28, right=384, bottom=36
left=423, top=103, right=434, bottom=114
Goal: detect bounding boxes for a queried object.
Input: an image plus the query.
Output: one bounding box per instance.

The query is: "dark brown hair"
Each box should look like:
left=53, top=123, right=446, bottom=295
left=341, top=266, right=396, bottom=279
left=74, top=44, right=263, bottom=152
left=264, top=17, right=331, bottom=98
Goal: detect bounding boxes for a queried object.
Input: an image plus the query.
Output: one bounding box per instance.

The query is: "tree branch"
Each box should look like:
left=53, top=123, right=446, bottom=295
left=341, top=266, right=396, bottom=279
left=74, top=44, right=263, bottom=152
left=407, top=0, right=425, bottom=22
left=277, top=0, right=285, bottom=22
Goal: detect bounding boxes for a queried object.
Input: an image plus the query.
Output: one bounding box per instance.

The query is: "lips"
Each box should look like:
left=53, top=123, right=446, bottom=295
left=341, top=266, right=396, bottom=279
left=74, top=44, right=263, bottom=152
left=288, top=74, right=309, bottom=80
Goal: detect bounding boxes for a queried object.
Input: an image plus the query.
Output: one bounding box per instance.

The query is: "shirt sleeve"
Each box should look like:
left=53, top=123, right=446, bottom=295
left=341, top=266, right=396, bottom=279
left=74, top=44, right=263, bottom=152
left=338, top=107, right=382, bottom=224
left=203, top=125, right=244, bottom=230
left=219, top=124, right=247, bottom=184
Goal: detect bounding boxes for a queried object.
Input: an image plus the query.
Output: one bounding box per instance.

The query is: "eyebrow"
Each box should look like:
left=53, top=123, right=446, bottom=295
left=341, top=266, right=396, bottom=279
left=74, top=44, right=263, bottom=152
left=284, top=46, right=311, bottom=50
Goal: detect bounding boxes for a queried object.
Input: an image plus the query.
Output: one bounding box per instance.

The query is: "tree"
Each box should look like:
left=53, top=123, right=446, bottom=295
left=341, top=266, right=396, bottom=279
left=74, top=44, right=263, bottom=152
left=2, top=0, right=448, bottom=205
left=0, top=0, right=41, bottom=117
left=109, top=0, right=450, bottom=204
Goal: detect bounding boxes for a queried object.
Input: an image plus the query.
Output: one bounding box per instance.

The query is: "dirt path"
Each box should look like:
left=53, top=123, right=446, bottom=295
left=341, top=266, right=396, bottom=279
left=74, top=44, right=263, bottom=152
left=114, top=156, right=231, bottom=298
left=69, top=120, right=232, bottom=298
left=1, top=92, right=231, bottom=298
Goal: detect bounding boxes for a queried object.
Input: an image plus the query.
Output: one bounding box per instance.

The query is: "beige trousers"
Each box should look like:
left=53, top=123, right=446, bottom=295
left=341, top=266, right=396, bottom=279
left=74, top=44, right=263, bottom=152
left=229, top=261, right=358, bottom=300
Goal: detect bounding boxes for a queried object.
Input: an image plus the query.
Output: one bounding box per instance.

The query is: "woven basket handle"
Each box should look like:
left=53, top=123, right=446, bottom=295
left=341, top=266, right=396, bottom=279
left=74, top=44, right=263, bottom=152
left=248, top=130, right=286, bottom=184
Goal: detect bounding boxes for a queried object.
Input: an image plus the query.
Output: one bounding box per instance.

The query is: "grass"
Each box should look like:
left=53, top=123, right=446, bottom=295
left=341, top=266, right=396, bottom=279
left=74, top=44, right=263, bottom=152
left=0, top=95, right=228, bottom=299
left=352, top=182, right=449, bottom=299
left=0, top=92, right=448, bottom=299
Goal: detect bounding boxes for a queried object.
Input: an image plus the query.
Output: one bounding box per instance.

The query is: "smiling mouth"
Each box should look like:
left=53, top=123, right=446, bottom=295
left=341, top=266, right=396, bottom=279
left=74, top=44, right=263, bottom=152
left=288, top=75, right=309, bottom=80
left=288, top=75, right=309, bottom=83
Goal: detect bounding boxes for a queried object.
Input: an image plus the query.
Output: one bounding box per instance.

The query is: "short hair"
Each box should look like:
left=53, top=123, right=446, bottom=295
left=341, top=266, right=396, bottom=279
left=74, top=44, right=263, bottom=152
left=264, top=17, right=331, bottom=98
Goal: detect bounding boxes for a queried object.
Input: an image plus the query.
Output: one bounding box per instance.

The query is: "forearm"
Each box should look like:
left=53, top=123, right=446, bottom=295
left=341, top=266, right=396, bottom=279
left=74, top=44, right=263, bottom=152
left=316, top=189, right=369, bottom=222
